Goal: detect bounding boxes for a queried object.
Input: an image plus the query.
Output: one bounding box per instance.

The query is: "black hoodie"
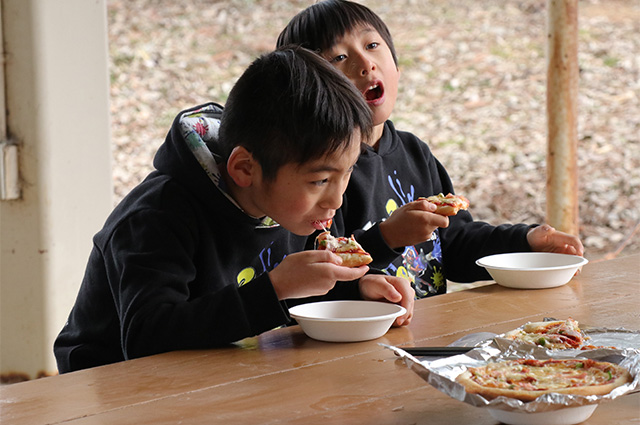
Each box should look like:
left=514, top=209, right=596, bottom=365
left=334, top=120, right=533, bottom=298
left=54, top=103, right=359, bottom=373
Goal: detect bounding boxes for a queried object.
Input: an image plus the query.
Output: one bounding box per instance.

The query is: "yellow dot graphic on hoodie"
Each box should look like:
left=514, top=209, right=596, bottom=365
left=237, top=267, right=256, bottom=287
left=395, top=266, right=411, bottom=281
left=385, top=199, right=398, bottom=216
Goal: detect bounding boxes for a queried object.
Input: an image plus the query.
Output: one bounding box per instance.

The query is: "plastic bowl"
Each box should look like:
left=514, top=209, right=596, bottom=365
left=476, top=252, right=588, bottom=289
left=288, top=300, right=406, bottom=342
left=488, top=405, right=598, bottom=425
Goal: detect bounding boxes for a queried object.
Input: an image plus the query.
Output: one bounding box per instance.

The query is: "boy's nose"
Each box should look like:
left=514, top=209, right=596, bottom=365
left=350, top=52, right=375, bottom=77
left=359, top=58, right=375, bottom=76
left=321, top=186, right=344, bottom=211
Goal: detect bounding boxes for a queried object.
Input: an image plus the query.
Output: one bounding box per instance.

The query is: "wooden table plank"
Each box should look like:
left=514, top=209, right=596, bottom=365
left=1, top=254, right=638, bottom=425
left=26, top=295, right=639, bottom=425
left=273, top=389, right=640, bottom=425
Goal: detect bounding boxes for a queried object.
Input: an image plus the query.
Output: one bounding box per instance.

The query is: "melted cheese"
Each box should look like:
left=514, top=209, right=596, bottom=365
left=469, top=359, right=619, bottom=391
left=506, top=319, right=584, bottom=349
left=318, top=233, right=365, bottom=254
left=425, top=193, right=469, bottom=208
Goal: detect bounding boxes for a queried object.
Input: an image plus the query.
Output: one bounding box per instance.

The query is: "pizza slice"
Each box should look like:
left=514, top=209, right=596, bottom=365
left=501, top=318, right=586, bottom=350
left=422, top=193, right=470, bottom=216
left=315, top=231, right=373, bottom=268
left=456, top=358, right=631, bottom=402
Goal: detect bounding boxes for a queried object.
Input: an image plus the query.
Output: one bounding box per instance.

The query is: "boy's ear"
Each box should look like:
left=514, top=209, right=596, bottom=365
left=226, top=146, right=258, bottom=188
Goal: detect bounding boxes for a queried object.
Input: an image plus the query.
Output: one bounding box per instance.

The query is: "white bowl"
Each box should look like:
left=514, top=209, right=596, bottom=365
left=288, top=300, right=406, bottom=342
left=488, top=405, right=597, bottom=425
left=476, top=252, right=588, bottom=289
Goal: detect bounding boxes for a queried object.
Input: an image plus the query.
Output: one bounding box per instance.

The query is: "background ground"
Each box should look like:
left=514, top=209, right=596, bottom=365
left=107, top=0, right=639, bottom=261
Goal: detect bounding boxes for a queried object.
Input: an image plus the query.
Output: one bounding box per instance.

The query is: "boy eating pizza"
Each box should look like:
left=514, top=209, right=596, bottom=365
left=277, top=0, right=584, bottom=297
left=54, top=46, right=414, bottom=373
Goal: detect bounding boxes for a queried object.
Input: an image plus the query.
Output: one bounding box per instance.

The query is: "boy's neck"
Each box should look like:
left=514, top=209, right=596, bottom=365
left=219, top=166, right=262, bottom=218
left=365, top=122, right=385, bottom=150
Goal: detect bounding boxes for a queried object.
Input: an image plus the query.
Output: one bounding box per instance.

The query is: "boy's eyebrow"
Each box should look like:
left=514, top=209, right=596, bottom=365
left=304, top=164, right=343, bottom=173
left=303, top=158, right=359, bottom=174
left=358, top=27, right=377, bottom=36
left=329, top=26, right=377, bottom=50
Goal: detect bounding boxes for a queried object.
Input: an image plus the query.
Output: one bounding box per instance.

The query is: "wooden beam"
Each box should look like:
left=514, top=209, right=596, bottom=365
left=546, top=0, right=579, bottom=235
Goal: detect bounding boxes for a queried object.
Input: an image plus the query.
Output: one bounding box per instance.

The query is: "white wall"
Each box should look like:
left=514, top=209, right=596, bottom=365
left=0, top=0, right=112, bottom=377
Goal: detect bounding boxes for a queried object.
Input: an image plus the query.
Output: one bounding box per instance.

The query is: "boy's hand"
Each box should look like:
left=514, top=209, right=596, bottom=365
left=268, top=250, right=368, bottom=300
left=379, top=199, right=449, bottom=249
left=358, top=275, right=414, bottom=326
left=527, top=224, right=585, bottom=257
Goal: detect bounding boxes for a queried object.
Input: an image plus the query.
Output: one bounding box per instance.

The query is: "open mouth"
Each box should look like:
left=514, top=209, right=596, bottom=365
left=312, top=218, right=333, bottom=231
left=363, top=81, right=384, bottom=103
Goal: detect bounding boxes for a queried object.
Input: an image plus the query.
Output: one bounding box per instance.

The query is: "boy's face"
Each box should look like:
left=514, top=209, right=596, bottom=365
left=323, top=25, right=399, bottom=131
left=249, top=136, right=362, bottom=236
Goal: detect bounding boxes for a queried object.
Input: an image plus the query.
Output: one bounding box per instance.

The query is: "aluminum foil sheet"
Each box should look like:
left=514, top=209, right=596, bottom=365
left=386, top=327, right=640, bottom=414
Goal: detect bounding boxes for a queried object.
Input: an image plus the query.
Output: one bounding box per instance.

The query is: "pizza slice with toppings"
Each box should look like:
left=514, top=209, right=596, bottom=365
left=501, top=318, right=586, bottom=349
left=315, top=231, right=373, bottom=268
left=421, top=193, right=470, bottom=216
left=456, top=358, right=631, bottom=402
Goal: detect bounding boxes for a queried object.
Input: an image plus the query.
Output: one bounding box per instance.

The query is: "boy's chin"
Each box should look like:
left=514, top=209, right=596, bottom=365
left=372, top=108, right=391, bottom=126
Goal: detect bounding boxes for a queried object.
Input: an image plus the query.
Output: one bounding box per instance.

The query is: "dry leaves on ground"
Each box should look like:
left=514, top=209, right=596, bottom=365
left=107, top=0, right=640, bottom=260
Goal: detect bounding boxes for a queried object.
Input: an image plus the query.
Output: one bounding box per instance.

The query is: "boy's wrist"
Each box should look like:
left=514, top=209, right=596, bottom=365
left=378, top=220, right=398, bottom=249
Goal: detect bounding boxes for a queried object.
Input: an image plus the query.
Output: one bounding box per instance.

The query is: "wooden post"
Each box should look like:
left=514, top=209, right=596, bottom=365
left=546, top=0, right=579, bottom=235
left=1, top=0, right=113, bottom=378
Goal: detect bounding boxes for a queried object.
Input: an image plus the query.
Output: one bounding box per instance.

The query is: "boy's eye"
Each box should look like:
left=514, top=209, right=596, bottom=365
left=366, top=42, right=379, bottom=50
left=330, top=54, right=347, bottom=64
left=313, top=178, right=329, bottom=187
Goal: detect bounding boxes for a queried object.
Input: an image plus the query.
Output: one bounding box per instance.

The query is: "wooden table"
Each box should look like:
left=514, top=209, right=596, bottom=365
left=2, top=254, right=639, bottom=424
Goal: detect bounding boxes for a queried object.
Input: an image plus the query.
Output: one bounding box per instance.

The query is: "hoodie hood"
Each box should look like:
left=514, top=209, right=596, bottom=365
left=153, top=103, right=223, bottom=189
left=153, top=102, right=279, bottom=228
left=179, top=104, right=225, bottom=187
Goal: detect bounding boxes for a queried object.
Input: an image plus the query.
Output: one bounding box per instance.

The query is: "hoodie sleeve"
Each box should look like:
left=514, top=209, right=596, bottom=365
left=432, top=154, right=535, bottom=282
left=103, top=208, right=290, bottom=361
left=441, top=212, right=534, bottom=282
left=352, top=222, right=404, bottom=269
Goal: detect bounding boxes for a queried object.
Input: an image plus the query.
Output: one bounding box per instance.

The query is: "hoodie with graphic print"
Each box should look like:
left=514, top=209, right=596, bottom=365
left=54, top=103, right=360, bottom=373
left=333, top=120, right=533, bottom=298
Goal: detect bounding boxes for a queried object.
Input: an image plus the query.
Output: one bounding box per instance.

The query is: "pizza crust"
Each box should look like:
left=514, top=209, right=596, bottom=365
left=434, top=205, right=461, bottom=216
left=457, top=370, right=629, bottom=402
left=338, top=252, right=373, bottom=268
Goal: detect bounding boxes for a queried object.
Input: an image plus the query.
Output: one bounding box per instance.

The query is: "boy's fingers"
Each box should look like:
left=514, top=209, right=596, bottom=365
left=395, top=312, right=412, bottom=327
left=412, top=198, right=436, bottom=212
left=553, top=234, right=584, bottom=256
left=333, top=265, right=369, bottom=281
left=381, top=284, right=402, bottom=303
left=308, top=249, right=344, bottom=265
left=364, top=276, right=403, bottom=303
left=394, top=307, right=413, bottom=326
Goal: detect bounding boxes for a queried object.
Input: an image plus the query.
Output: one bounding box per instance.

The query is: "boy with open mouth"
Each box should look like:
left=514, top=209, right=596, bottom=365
left=278, top=0, right=583, bottom=297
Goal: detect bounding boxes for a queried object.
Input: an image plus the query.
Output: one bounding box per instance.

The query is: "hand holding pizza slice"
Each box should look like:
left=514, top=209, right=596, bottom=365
left=421, top=193, right=470, bottom=216
left=315, top=231, right=373, bottom=268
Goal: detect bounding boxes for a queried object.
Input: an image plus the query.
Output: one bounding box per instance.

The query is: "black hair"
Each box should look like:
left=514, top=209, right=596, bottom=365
left=276, top=0, right=398, bottom=66
left=219, top=45, right=372, bottom=181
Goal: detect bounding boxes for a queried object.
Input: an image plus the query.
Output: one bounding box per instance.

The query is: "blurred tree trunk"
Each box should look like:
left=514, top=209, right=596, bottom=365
left=546, top=0, right=579, bottom=235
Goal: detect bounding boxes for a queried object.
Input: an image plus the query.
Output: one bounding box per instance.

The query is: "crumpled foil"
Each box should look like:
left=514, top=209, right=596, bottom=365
left=385, top=328, right=640, bottom=414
